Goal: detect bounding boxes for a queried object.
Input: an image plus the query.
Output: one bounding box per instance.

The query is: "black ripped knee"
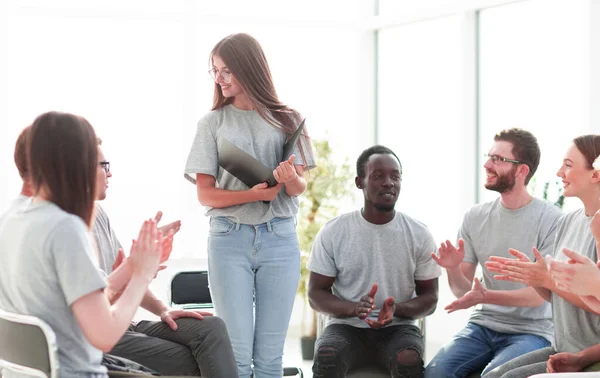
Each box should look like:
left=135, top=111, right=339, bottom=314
left=392, top=348, right=424, bottom=378
left=312, top=333, right=350, bottom=377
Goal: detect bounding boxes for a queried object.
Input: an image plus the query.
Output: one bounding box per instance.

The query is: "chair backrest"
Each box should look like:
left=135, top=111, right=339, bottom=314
left=0, top=309, right=59, bottom=378
left=170, top=271, right=213, bottom=309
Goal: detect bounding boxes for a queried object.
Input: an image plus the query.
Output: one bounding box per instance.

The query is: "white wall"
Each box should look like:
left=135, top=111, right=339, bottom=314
left=2, top=0, right=600, bottom=369
left=0, top=0, right=371, bottom=259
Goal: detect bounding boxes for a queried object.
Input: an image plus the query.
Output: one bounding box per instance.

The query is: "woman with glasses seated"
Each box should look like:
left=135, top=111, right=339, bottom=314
left=484, top=134, right=600, bottom=377
left=0, top=111, right=163, bottom=378
left=184, top=33, right=316, bottom=378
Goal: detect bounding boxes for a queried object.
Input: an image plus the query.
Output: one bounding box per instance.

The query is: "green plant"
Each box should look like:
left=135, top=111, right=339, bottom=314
left=297, top=138, right=354, bottom=338
left=529, top=177, right=565, bottom=209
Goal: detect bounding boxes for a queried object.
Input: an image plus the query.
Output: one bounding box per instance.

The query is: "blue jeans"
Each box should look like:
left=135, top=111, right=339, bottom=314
left=207, top=216, right=300, bottom=378
left=425, top=322, right=550, bottom=378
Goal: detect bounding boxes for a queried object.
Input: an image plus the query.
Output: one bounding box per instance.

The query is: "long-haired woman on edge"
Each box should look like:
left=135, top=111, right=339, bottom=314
left=0, top=111, right=162, bottom=378
left=185, top=33, right=316, bottom=378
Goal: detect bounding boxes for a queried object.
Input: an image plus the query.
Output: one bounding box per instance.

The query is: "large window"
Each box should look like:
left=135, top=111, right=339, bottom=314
left=377, top=15, right=475, bottom=359
left=479, top=0, right=589, bottom=209
left=1, top=8, right=189, bottom=254
left=0, top=0, right=369, bottom=258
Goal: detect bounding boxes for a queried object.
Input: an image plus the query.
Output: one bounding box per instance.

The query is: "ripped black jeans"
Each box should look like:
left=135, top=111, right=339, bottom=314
left=313, top=323, right=424, bottom=378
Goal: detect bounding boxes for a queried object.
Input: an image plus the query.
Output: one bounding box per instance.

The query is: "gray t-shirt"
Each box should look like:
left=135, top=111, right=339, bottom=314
left=461, top=197, right=562, bottom=342
left=0, top=201, right=107, bottom=378
left=551, top=208, right=600, bottom=353
left=4, top=194, right=31, bottom=212
left=93, top=203, right=122, bottom=275
left=307, top=210, right=441, bottom=328
left=184, top=105, right=316, bottom=225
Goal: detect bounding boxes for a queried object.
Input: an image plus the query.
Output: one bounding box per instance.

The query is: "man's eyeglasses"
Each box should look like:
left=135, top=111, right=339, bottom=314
left=484, top=154, right=524, bottom=165
left=99, top=161, right=110, bottom=173
left=208, top=68, right=232, bottom=84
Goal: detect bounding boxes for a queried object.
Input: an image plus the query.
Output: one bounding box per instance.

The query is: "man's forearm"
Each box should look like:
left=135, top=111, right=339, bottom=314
left=483, top=287, right=544, bottom=307
left=446, top=266, right=472, bottom=298
left=140, top=290, right=169, bottom=317
left=308, top=289, right=356, bottom=318
left=394, top=293, right=437, bottom=320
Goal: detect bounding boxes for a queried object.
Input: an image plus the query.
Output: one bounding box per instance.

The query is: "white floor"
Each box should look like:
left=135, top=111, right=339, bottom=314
left=138, top=258, right=473, bottom=378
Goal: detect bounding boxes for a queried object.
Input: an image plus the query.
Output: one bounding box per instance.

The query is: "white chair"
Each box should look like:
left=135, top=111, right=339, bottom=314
left=0, top=309, right=195, bottom=378
left=0, top=309, right=59, bottom=378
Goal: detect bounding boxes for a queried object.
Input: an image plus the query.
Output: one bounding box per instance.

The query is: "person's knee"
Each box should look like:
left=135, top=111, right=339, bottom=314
left=396, top=348, right=421, bottom=366
left=178, top=315, right=226, bottom=335
left=425, top=351, right=451, bottom=377
left=393, top=349, right=424, bottom=378
left=314, top=333, right=348, bottom=367
left=315, top=343, right=343, bottom=364
left=203, top=315, right=227, bottom=331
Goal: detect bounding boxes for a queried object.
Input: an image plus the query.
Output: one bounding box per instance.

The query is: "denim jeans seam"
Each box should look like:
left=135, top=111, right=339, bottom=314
left=271, top=218, right=297, bottom=238
left=208, top=216, right=300, bottom=378
left=453, top=350, right=492, bottom=376
left=209, top=218, right=235, bottom=236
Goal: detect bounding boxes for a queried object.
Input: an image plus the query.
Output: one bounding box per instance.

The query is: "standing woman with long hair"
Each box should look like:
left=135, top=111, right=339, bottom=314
left=185, top=33, right=316, bottom=378
left=0, top=111, right=162, bottom=378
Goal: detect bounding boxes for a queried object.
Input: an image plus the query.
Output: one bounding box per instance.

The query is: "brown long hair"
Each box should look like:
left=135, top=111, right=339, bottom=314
left=28, top=111, right=98, bottom=228
left=573, top=135, right=600, bottom=170
left=210, top=33, right=314, bottom=168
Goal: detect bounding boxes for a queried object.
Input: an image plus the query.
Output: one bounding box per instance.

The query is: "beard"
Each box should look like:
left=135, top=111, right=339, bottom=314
left=374, top=203, right=395, bottom=212
left=485, top=166, right=517, bottom=193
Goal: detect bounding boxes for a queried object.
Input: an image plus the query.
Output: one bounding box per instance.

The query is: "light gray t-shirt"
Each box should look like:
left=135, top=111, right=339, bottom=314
left=461, top=197, right=562, bottom=342
left=4, top=194, right=31, bottom=212
left=93, top=203, right=122, bottom=275
left=184, top=105, right=316, bottom=225
left=0, top=201, right=108, bottom=378
left=307, top=210, right=441, bottom=328
left=551, top=208, right=600, bottom=353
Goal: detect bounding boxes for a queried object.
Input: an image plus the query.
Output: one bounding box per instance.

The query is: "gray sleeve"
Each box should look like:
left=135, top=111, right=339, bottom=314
left=307, top=227, right=337, bottom=277
left=111, top=226, right=122, bottom=256
left=415, top=228, right=442, bottom=281
left=51, top=217, right=106, bottom=306
left=459, top=211, right=478, bottom=264
left=538, top=210, right=562, bottom=258
left=104, top=221, right=122, bottom=273
left=184, top=119, right=219, bottom=179
left=93, top=204, right=121, bottom=274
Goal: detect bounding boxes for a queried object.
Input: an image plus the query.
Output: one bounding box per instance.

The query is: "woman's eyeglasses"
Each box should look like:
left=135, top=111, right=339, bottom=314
left=208, top=68, right=232, bottom=84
